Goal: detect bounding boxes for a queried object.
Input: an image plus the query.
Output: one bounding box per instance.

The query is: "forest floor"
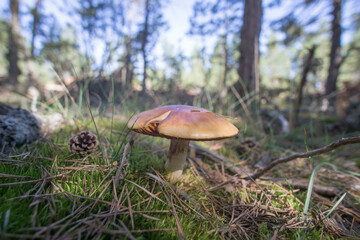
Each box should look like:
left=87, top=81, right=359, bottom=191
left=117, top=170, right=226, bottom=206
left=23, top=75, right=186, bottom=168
left=0, top=100, right=360, bottom=239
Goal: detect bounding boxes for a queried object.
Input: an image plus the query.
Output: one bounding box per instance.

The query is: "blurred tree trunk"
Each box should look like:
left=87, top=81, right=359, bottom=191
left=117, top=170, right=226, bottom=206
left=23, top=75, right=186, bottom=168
left=141, top=0, right=150, bottom=94
left=234, top=0, right=262, bottom=98
left=30, top=0, right=42, bottom=58
left=121, top=36, right=134, bottom=89
left=8, top=0, right=21, bottom=85
left=24, top=0, right=43, bottom=91
left=219, top=17, right=229, bottom=109
left=291, top=45, right=316, bottom=128
left=325, top=0, right=342, bottom=108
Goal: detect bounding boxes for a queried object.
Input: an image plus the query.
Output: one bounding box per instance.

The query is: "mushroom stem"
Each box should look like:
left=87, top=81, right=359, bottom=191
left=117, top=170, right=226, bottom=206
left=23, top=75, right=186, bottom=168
left=165, top=139, right=190, bottom=183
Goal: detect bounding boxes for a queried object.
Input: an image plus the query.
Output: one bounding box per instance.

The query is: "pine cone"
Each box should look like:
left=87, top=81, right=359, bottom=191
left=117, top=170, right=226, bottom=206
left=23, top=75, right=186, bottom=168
left=68, top=131, right=99, bottom=156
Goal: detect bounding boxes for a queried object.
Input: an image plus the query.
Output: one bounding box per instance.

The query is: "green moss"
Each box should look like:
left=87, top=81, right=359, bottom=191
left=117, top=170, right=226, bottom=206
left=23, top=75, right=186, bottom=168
left=0, top=119, right=221, bottom=239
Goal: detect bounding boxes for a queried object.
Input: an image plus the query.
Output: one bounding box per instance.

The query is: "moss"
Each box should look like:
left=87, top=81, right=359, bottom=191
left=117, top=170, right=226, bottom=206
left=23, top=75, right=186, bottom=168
left=0, top=114, right=358, bottom=239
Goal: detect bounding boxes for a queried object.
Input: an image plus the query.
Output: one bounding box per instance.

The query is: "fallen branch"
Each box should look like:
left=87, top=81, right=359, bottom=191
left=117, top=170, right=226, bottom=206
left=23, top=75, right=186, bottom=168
left=259, top=177, right=343, bottom=197
left=248, top=136, right=360, bottom=180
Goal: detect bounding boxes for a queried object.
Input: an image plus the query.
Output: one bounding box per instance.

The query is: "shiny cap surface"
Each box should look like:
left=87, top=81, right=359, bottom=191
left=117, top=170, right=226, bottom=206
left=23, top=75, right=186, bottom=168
left=128, top=105, right=238, bottom=140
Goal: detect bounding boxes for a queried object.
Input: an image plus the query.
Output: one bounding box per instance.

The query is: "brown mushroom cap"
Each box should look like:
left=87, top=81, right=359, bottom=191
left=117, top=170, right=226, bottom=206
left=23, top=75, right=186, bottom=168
left=128, top=105, right=238, bottom=140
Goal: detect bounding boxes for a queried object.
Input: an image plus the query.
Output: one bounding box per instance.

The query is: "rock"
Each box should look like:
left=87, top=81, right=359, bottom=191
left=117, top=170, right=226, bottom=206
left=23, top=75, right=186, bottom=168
left=0, top=102, right=67, bottom=154
left=0, top=102, right=40, bottom=153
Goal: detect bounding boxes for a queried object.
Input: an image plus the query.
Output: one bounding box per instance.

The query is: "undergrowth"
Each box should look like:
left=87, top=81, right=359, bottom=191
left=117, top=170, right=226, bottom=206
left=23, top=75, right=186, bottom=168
left=0, top=112, right=359, bottom=239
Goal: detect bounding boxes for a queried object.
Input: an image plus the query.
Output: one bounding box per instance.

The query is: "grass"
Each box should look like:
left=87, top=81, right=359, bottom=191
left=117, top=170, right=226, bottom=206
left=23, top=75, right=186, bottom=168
left=0, top=120, right=221, bottom=239
left=0, top=102, right=359, bottom=239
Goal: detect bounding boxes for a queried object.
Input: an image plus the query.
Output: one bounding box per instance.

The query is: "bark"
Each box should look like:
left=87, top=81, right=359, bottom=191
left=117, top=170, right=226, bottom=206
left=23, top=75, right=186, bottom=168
left=141, top=0, right=150, bottom=94
left=8, top=0, right=21, bottom=85
left=325, top=0, right=342, bottom=107
left=234, top=0, right=262, bottom=98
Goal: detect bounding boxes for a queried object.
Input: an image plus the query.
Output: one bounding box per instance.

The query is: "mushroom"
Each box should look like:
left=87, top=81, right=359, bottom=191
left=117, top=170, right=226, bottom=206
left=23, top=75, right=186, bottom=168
left=128, top=105, right=238, bottom=182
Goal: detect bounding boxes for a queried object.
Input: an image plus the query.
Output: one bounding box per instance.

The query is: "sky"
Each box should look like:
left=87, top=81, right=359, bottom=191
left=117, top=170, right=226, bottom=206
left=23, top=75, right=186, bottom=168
left=0, top=0, right=358, bottom=70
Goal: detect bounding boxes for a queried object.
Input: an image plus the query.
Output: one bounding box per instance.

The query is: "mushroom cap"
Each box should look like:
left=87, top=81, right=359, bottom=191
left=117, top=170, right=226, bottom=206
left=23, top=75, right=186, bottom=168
left=128, top=105, right=238, bottom=141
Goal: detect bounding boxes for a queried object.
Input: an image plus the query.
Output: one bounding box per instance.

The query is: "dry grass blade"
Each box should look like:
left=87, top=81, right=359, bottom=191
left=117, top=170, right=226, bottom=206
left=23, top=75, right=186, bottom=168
left=61, top=191, right=116, bottom=207
left=89, top=168, right=115, bottom=198
left=0, top=173, right=35, bottom=179
left=30, top=167, right=48, bottom=227
left=116, top=220, right=137, bottom=240
left=131, top=228, right=173, bottom=233
left=146, top=171, right=201, bottom=210
left=0, top=174, right=65, bottom=187
left=170, top=194, right=186, bottom=240
left=6, top=192, right=63, bottom=201
left=114, top=140, right=133, bottom=188
left=90, top=179, right=113, bottom=212
left=124, top=179, right=166, bottom=205
left=31, top=203, right=92, bottom=238
left=125, top=185, right=135, bottom=230
left=0, top=232, right=38, bottom=239
left=160, top=185, right=186, bottom=240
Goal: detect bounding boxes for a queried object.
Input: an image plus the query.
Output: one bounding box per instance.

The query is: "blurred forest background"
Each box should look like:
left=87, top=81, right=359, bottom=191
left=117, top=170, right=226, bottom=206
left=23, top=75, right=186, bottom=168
left=0, top=0, right=360, bottom=130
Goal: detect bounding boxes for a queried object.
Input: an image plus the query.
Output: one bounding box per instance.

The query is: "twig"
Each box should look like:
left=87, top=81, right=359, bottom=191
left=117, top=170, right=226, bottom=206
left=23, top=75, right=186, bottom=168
left=248, top=136, right=360, bottom=180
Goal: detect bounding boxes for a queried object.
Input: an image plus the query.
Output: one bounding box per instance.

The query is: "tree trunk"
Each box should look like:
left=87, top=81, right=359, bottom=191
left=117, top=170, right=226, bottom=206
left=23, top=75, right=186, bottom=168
left=141, top=0, right=150, bottom=94
left=325, top=0, right=342, bottom=108
left=8, top=0, right=21, bottom=86
left=234, top=0, right=262, bottom=98
left=121, top=35, right=133, bottom=89
left=125, top=37, right=134, bottom=88
left=30, top=0, right=42, bottom=58
left=219, top=17, right=229, bottom=110
left=292, top=45, right=316, bottom=128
